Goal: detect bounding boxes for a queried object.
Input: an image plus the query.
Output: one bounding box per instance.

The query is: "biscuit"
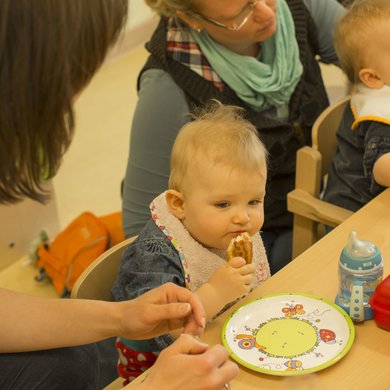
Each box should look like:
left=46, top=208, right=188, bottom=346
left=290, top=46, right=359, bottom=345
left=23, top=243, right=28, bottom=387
left=226, top=232, right=253, bottom=264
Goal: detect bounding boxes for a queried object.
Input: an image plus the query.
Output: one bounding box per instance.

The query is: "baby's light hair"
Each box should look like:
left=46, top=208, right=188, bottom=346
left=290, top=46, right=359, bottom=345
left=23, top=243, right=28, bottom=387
left=169, top=101, right=268, bottom=192
left=145, top=0, right=194, bottom=17
left=334, top=0, right=390, bottom=84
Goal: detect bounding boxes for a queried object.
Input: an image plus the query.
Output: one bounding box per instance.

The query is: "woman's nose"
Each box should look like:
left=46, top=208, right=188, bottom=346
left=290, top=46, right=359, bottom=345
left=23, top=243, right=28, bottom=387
left=252, top=0, right=275, bottom=22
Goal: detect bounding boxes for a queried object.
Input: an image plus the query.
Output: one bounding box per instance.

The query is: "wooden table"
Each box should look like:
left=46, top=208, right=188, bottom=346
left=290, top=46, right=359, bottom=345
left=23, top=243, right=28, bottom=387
left=201, top=189, right=390, bottom=390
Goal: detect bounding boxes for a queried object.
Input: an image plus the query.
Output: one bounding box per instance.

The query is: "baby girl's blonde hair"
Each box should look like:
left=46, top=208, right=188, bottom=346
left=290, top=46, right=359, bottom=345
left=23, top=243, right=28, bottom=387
left=169, top=100, right=268, bottom=193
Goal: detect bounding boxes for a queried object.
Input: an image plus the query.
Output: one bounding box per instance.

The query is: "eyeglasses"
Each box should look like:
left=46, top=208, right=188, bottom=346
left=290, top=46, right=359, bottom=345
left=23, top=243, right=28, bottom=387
left=188, top=0, right=261, bottom=31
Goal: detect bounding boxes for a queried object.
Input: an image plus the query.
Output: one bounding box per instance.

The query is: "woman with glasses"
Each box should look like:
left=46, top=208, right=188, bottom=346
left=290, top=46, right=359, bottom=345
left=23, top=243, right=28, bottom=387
left=122, top=0, right=346, bottom=274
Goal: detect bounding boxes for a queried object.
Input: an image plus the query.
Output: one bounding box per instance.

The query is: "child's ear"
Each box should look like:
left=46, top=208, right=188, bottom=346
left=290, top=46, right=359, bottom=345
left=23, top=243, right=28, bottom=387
left=359, top=68, right=384, bottom=89
left=166, top=190, right=186, bottom=220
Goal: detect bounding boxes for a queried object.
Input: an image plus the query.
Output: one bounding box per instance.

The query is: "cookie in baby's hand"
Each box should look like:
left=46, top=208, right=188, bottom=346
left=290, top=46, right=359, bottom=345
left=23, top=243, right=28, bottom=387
left=226, top=232, right=253, bottom=264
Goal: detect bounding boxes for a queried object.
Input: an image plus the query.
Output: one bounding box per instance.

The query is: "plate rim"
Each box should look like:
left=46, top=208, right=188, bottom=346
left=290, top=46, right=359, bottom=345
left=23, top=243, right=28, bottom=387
left=221, top=292, right=355, bottom=376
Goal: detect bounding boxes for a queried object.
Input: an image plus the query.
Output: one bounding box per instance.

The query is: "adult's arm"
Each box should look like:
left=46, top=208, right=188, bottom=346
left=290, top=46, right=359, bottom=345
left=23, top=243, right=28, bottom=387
left=303, top=0, right=346, bottom=64
left=0, top=283, right=205, bottom=352
left=122, top=69, right=190, bottom=238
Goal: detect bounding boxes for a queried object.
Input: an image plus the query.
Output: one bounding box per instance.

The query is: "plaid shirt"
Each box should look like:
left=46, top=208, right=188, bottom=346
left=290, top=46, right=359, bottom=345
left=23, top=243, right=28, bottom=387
left=166, top=18, right=224, bottom=90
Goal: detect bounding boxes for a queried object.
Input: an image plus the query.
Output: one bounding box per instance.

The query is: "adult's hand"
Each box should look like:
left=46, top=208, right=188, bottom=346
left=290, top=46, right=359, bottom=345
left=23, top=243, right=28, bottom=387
left=129, top=334, right=238, bottom=390
left=119, top=283, right=206, bottom=340
left=0, top=284, right=204, bottom=353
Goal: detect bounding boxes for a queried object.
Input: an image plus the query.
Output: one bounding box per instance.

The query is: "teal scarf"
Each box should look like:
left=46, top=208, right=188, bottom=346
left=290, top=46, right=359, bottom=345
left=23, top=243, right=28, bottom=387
left=191, top=0, right=302, bottom=117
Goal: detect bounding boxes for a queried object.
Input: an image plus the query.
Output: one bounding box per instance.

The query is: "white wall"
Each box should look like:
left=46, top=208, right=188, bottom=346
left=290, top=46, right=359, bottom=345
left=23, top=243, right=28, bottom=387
left=127, top=1, right=154, bottom=29
left=108, top=1, right=158, bottom=59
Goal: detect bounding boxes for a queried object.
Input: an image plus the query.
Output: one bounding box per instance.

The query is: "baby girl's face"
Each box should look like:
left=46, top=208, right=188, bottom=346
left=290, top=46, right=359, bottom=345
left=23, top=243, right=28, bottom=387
left=180, top=161, right=266, bottom=250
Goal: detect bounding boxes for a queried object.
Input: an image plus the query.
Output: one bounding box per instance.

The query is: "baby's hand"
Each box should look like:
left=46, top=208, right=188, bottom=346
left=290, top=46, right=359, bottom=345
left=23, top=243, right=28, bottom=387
left=207, top=257, right=256, bottom=305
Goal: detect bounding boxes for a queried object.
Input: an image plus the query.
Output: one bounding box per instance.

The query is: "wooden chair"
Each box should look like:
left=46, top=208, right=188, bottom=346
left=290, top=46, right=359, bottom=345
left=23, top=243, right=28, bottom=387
left=71, top=236, right=137, bottom=390
left=287, top=96, right=354, bottom=258
left=71, top=236, right=136, bottom=300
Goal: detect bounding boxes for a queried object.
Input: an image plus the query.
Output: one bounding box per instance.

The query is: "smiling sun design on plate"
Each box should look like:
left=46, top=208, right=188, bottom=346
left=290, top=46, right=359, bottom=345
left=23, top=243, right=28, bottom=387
left=222, top=294, right=355, bottom=375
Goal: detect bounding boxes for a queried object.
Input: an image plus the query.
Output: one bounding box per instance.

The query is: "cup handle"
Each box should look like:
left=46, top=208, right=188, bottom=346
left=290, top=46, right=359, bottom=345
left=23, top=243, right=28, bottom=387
left=349, top=281, right=364, bottom=322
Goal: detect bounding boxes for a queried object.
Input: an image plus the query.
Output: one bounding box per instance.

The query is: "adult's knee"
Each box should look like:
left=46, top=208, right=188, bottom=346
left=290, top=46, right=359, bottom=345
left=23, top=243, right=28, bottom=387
left=0, top=343, right=99, bottom=390
left=57, top=344, right=100, bottom=389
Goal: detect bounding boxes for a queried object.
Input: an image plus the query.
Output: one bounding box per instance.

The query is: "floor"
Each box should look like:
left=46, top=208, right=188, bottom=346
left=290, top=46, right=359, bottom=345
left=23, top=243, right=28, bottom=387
left=0, top=49, right=348, bottom=298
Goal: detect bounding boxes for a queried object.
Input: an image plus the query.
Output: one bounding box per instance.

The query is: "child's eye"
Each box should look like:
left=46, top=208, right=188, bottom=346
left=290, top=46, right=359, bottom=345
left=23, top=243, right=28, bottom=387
left=215, top=202, right=230, bottom=209
left=248, top=199, right=262, bottom=206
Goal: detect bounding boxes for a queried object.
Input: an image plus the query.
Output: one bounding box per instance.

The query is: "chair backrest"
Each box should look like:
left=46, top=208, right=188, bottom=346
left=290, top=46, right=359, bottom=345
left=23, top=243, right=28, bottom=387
left=288, top=96, right=353, bottom=258
left=312, top=96, right=350, bottom=177
left=71, top=236, right=137, bottom=301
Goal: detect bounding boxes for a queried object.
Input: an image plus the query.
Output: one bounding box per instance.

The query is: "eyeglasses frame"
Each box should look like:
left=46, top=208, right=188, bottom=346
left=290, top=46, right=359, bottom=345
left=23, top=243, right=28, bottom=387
left=187, top=0, right=260, bottom=31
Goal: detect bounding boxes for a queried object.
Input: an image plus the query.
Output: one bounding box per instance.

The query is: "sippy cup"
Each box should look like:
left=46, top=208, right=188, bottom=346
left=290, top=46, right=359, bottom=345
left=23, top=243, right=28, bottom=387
left=335, top=231, right=383, bottom=322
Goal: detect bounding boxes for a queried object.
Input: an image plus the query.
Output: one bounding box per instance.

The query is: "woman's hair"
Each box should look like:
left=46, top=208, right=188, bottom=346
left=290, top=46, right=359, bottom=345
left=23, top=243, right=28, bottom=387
left=0, top=0, right=128, bottom=204
left=145, top=0, right=196, bottom=17
left=169, top=101, right=268, bottom=192
left=334, top=0, right=390, bottom=84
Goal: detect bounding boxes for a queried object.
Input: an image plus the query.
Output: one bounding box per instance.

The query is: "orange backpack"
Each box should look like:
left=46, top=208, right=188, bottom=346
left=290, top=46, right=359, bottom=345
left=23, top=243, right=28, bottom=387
left=36, top=211, right=124, bottom=297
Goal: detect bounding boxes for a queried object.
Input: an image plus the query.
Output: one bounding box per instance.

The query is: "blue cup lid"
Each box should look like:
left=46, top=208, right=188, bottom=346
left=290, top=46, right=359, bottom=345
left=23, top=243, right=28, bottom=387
left=340, top=246, right=382, bottom=270
left=340, top=231, right=382, bottom=271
